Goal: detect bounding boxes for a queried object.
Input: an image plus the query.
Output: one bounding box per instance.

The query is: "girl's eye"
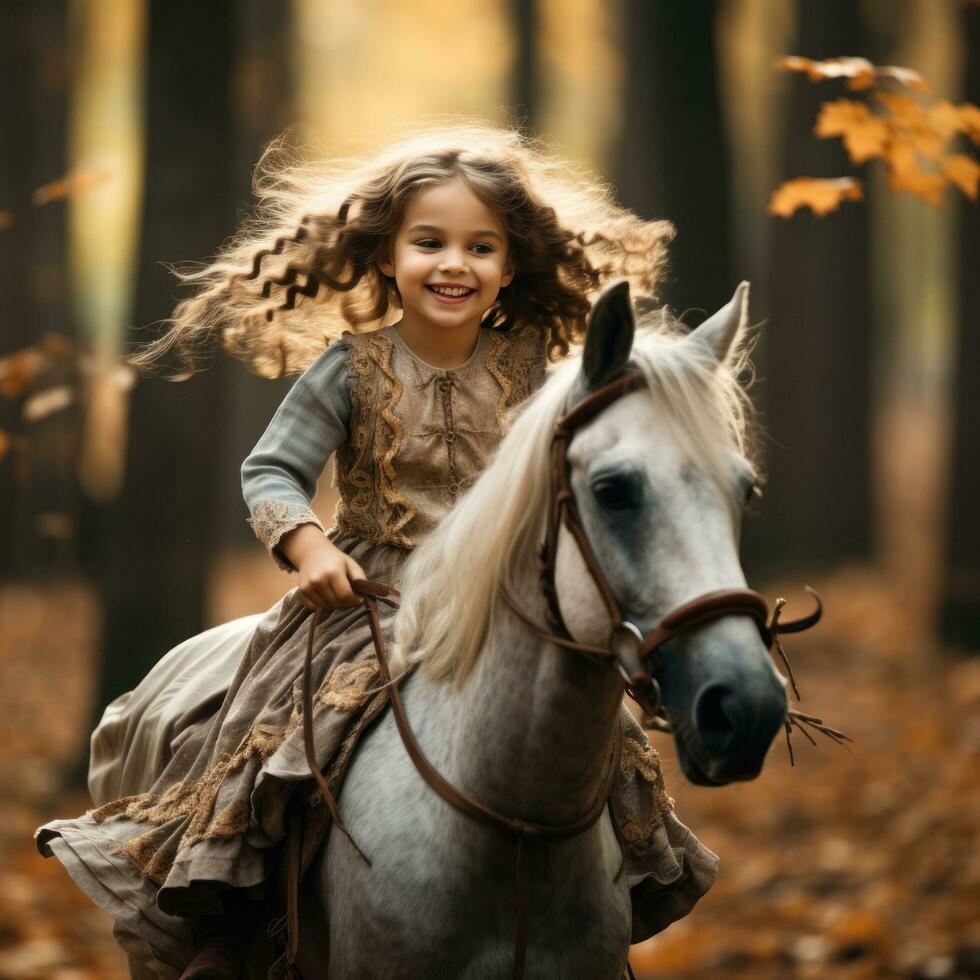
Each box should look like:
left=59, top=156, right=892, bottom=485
left=471, top=244, right=493, bottom=255
left=416, top=239, right=440, bottom=249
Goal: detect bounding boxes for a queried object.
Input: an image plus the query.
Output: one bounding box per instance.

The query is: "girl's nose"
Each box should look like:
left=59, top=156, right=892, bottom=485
left=438, top=252, right=469, bottom=274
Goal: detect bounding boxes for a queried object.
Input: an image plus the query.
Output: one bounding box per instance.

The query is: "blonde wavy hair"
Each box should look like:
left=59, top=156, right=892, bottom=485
left=132, top=120, right=674, bottom=377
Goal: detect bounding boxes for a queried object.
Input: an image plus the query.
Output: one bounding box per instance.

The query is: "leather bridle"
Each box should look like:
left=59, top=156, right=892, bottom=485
left=500, top=367, right=822, bottom=721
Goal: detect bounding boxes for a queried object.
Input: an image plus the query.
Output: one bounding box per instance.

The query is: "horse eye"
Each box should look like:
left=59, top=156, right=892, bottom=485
left=592, top=473, right=642, bottom=511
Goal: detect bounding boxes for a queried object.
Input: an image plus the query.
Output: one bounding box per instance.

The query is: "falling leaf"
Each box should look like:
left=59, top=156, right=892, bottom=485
left=23, top=385, right=74, bottom=423
left=815, top=99, right=890, bottom=163
left=775, top=56, right=929, bottom=93
left=31, top=171, right=111, bottom=207
left=942, top=154, right=980, bottom=199
left=768, top=177, right=864, bottom=218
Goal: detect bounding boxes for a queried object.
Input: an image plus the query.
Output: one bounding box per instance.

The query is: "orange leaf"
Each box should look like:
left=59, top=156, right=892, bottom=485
left=887, top=168, right=946, bottom=207
left=31, top=171, right=110, bottom=207
left=958, top=103, right=980, bottom=144
left=776, top=55, right=928, bottom=92
left=768, top=177, right=864, bottom=217
left=942, top=154, right=980, bottom=199
left=876, top=93, right=945, bottom=159
left=815, top=99, right=890, bottom=163
left=0, top=211, right=14, bottom=230
left=776, top=55, right=875, bottom=90
left=0, top=348, right=44, bottom=398
left=929, top=100, right=963, bottom=140
left=876, top=64, right=930, bottom=93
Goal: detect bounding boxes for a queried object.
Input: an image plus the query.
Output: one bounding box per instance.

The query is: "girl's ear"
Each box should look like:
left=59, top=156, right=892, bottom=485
left=377, top=254, right=395, bottom=278
left=500, top=256, right=515, bottom=288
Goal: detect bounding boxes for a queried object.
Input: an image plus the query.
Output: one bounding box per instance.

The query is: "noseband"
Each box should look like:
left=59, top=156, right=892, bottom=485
left=499, top=368, right=822, bottom=720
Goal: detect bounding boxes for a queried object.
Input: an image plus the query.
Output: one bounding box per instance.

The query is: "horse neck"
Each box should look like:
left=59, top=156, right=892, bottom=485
left=412, top=566, right=625, bottom=827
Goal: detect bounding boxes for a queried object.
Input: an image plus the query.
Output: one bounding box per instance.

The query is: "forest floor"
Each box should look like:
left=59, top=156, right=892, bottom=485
left=1, top=399, right=978, bottom=979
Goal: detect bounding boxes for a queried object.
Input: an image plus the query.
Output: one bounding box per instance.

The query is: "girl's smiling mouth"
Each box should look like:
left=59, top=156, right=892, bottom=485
left=425, top=284, right=476, bottom=304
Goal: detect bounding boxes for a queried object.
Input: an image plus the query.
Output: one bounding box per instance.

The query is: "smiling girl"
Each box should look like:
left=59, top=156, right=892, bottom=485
left=35, top=123, right=715, bottom=978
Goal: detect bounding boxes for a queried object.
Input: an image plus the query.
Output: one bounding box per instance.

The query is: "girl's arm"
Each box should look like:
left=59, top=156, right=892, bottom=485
left=241, top=341, right=351, bottom=571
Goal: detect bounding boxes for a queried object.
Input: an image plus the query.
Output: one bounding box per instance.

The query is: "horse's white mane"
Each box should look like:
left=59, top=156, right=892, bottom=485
left=389, top=313, right=756, bottom=683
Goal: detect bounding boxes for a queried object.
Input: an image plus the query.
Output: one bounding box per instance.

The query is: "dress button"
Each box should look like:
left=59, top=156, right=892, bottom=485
left=445, top=431, right=456, bottom=443
left=438, top=379, right=452, bottom=393
left=448, top=482, right=460, bottom=495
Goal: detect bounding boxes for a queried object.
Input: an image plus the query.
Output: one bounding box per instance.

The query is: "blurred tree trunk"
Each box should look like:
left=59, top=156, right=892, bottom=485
left=216, top=0, right=295, bottom=551
left=745, top=0, right=872, bottom=577
left=510, top=0, right=539, bottom=130
left=939, top=3, right=980, bottom=650
left=614, top=0, right=732, bottom=319
left=84, top=2, right=237, bottom=731
left=0, top=3, right=74, bottom=580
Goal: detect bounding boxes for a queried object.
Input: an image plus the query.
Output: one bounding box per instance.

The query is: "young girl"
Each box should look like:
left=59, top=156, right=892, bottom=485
left=35, top=122, right=717, bottom=978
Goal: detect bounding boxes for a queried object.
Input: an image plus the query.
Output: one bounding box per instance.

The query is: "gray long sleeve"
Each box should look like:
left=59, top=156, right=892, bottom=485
left=241, top=340, right=351, bottom=569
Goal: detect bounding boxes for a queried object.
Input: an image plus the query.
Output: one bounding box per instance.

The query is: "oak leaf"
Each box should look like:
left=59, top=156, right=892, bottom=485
left=768, top=177, right=864, bottom=217
left=815, top=100, right=890, bottom=163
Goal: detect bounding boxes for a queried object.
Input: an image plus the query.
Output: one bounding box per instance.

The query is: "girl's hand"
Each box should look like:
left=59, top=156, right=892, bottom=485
left=280, top=525, right=366, bottom=612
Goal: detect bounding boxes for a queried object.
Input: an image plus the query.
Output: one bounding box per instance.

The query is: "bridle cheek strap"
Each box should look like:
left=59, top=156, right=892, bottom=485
left=518, top=367, right=823, bottom=717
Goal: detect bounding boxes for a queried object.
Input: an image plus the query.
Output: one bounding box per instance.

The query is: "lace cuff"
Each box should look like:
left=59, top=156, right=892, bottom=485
left=247, top=500, right=325, bottom=572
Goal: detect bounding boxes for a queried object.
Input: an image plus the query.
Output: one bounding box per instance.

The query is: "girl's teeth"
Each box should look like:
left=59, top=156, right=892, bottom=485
left=430, top=286, right=472, bottom=296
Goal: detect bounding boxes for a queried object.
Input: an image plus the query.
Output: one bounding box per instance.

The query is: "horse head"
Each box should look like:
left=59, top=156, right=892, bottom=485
left=553, top=280, right=787, bottom=785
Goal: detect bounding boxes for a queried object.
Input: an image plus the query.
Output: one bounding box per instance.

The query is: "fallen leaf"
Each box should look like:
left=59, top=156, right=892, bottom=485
left=768, top=177, right=864, bottom=217
left=815, top=99, right=891, bottom=163
left=942, top=154, right=980, bottom=199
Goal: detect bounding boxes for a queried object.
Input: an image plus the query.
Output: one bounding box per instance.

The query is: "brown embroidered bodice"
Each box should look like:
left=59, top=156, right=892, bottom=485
left=334, top=324, right=546, bottom=549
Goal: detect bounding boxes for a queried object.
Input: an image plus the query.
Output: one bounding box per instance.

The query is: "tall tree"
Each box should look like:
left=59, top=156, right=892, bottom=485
left=215, top=0, right=295, bottom=551
left=939, top=3, right=980, bottom=649
left=86, top=2, right=238, bottom=716
left=0, top=3, right=73, bottom=580
left=510, top=0, right=539, bottom=131
left=746, top=0, right=872, bottom=576
left=614, top=0, right=732, bottom=319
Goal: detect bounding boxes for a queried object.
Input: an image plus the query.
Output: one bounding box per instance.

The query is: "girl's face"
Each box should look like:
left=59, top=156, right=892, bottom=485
left=378, top=178, right=514, bottom=334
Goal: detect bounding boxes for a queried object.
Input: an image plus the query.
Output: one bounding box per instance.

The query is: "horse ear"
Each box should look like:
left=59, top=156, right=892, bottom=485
left=689, top=281, right=749, bottom=364
left=582, top=280, right=635, bottom=390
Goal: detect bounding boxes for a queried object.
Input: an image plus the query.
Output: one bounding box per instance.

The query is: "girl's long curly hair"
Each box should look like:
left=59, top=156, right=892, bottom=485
left=133, top=120, right=674, bottom=378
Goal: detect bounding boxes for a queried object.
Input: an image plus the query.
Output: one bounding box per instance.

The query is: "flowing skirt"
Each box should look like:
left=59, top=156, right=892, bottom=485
left=35, top=531, right=719, bottom=976
left=35, top=532, right=407, bottom=974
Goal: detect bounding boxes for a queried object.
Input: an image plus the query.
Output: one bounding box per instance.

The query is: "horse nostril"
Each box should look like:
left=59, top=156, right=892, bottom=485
left=693, top=683, right=738, bottom=755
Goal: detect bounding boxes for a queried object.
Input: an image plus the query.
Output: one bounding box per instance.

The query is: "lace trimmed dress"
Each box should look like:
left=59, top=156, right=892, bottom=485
left=34, top=323, right=717, bottom=977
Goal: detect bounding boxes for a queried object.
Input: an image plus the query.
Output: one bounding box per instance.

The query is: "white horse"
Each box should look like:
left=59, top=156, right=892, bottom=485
left=297, top=280, right=788, bottom=978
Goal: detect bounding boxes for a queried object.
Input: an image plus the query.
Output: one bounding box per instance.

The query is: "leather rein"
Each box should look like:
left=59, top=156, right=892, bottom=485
left=296, top=366, right=821, bottom=978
